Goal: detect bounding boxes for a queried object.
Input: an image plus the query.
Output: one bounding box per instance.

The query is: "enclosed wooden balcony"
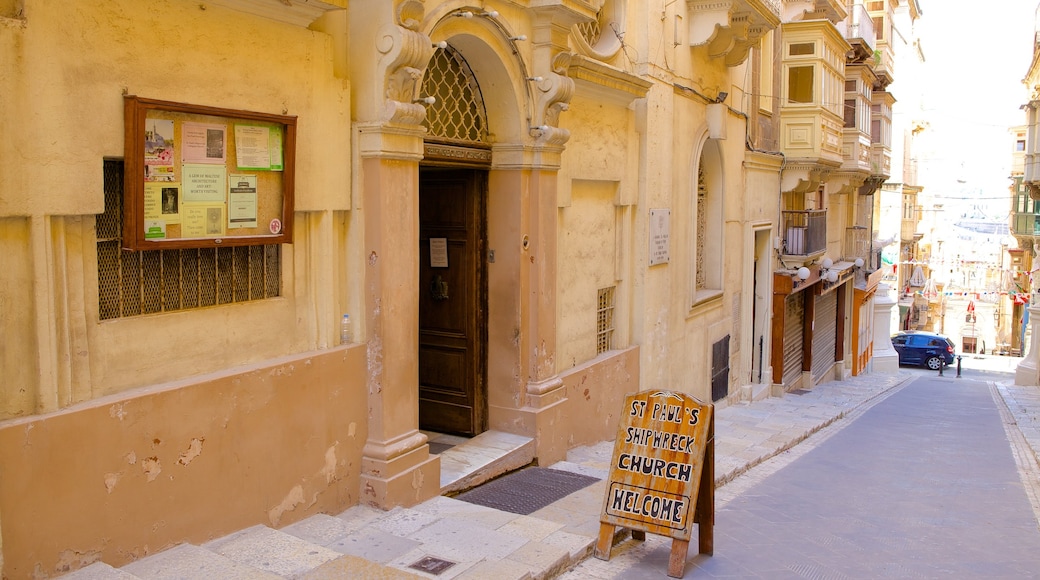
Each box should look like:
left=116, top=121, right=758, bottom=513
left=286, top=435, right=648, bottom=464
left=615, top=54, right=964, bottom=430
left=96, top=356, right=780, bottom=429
left=867, top=0, right=897, bottom=88
left=779, top=20, right=850, bottom=191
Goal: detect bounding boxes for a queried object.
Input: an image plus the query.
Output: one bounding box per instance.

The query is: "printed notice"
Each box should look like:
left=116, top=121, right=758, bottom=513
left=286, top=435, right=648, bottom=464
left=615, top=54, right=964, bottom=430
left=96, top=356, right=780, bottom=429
left=183, top=204, right=226, bottom=238
left=649, top=209, right=670, bottom=266
left=235, top=125, right=272, bottom=170
left=182, top=122, right=227, bottom=164
left=270, top=126, right=284, bottom=171
left=144, top=220, right=166, bottom=240
left=430, top=237, right=448, bottom=268
left=145, top=182, right=182, bottom=224
left=182, top=164, right=227, bottom=203
left=144, top=118, right=175, bottom=182
left=228, top=174, right=258, bottom=229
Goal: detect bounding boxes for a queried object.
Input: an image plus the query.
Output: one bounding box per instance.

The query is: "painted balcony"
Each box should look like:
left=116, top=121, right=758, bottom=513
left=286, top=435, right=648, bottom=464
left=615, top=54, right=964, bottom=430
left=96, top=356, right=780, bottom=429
left=867, top=1, right=897, bottom=87
left=1012, top=213, right=1040, bottom=238
left=844, top=225, right=870, bottom=262
left=836, top=1, right=876, bottom=60
left=781, top=210, right=827, bottom=259
left=779, top=20, right=850, bottom=192
left=870, top=91, right=895, bottom=180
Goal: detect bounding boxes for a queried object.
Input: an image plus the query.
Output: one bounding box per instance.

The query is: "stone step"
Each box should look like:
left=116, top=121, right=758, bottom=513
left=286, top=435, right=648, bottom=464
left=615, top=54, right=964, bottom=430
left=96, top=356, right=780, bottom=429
left=203, top=524, right=343, bottom=577
left=120, top=543, right=282, bottom=579
left=60, top=562, right=141, bottom=580
left=59, top=472, right=602, bottom=579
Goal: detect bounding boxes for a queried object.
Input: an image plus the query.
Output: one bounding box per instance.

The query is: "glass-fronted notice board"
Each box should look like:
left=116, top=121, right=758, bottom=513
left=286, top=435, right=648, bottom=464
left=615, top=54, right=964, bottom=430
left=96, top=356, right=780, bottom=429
left=123, top=96, right=296, bottom=250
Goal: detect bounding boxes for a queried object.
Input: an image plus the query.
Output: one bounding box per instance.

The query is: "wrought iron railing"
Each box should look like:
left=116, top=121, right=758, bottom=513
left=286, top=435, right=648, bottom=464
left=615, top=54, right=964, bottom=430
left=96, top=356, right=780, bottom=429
left=781, top=210, right=826, bottom=256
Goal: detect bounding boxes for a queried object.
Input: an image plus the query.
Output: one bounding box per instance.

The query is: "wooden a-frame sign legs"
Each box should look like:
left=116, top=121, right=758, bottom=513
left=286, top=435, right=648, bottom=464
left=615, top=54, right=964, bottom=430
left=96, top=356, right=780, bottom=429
left=594, top=391, right=715, bottom=578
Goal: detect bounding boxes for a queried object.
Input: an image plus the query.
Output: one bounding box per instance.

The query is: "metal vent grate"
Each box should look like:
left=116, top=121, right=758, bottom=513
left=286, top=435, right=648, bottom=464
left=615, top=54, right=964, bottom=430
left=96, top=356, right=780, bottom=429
left=422, top=45, right=489, bottom=144
left=96, top=159, right=280, bottom=320
left=597, top=286, right=616, bottom=354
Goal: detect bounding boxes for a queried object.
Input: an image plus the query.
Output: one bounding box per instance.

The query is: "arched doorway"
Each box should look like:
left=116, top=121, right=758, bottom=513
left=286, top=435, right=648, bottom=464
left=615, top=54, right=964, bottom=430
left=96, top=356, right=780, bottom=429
left=417, top=45, right=491, bottom=436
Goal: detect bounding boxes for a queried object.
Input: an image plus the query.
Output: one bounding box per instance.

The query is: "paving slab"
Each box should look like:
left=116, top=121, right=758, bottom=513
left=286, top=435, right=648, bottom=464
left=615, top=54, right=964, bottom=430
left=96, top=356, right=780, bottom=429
left=60, top=562, right=140, bottom=580
left=203, top=524, right=341, bottom=578
left=120, top=543, right=281, bottom=580
left=299, top=555, right=423, bottom=580
left=325, top=526, right=423, bottom=564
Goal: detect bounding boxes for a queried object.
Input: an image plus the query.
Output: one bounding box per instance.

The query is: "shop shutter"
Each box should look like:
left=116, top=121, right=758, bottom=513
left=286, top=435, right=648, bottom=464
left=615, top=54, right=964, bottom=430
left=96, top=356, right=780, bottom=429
left=811, top=291, right=838, bottom=380
left=782, top=293, right=805, bottom=387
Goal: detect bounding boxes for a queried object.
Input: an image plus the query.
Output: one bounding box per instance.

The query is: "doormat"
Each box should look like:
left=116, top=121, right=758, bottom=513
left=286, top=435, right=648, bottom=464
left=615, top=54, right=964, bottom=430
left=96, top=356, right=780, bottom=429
left=455, top=467, right=600, bottom=515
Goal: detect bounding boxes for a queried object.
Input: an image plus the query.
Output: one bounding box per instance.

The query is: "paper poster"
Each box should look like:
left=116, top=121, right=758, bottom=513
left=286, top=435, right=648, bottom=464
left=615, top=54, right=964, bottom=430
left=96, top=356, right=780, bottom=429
left=228, top=175, right=258, bottom=229
left=144, top=118, right=175, bottom=181
left=235, top=125, right=272, bottom=170
left=144, top=220, right=166, bottom=240
left=182, top=122, right=227, bottom=164
left=182, top=164, right=227, bottom=203
left=182, top=204, right=226, bottom=238
left=270, top=126, right=284, bottom=171
left=430, top=238, right=448, bottom=268
left=144, top=183, right=182, bottom=224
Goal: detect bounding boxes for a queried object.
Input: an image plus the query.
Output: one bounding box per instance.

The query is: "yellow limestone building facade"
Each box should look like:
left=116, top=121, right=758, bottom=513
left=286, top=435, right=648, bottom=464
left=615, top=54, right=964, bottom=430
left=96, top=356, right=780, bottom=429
left=0, top=0, right=787, bottom=575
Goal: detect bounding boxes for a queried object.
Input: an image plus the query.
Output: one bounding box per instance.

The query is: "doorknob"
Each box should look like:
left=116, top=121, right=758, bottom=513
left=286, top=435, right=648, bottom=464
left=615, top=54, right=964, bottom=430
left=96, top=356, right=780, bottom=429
left=430, top=275, right=449, bottom=301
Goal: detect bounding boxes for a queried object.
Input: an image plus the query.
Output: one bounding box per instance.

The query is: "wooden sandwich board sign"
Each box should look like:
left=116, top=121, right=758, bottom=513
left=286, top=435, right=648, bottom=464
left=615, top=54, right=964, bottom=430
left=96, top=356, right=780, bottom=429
left=594, top=390, right=714, bottom=578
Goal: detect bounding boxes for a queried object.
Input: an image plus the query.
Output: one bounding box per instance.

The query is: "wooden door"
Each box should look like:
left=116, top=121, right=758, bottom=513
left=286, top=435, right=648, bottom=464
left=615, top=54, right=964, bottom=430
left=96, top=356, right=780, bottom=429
left=418, top=169, right=487, bottom=436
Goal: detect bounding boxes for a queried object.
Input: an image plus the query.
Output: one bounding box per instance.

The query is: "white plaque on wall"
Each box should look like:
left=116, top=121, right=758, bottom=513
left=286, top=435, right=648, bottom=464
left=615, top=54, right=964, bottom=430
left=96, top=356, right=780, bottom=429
left=649, top=209, right=670, bottom=266
left=430, top=237, right=449, bottom=268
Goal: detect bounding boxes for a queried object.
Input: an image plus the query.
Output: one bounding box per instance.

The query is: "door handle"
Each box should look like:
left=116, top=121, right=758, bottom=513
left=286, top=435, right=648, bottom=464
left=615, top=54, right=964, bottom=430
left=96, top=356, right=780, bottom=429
left=430, top=275, right=449, bottom=301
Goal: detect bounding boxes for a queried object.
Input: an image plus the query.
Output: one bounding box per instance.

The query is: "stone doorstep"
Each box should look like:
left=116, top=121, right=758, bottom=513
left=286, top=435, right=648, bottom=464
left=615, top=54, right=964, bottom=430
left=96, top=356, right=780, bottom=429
left=438, top=430, right=536, bottom=494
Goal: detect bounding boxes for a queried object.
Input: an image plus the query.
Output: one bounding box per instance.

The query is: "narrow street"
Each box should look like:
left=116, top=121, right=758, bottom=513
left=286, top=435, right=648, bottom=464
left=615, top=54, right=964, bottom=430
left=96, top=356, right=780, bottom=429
left=572, top=374, right=1040, bottom=579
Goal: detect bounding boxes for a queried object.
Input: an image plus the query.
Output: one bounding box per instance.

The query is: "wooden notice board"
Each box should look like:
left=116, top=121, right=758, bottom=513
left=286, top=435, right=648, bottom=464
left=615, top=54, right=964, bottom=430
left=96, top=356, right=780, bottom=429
left=122, top=96, right=296, bottom=250
left=595, top=390, right=714, bottom=578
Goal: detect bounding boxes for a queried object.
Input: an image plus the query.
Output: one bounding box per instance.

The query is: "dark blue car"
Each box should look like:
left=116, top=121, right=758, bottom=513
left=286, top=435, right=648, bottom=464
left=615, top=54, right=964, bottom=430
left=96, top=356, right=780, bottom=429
left=891, top=331, right=956, bottom=370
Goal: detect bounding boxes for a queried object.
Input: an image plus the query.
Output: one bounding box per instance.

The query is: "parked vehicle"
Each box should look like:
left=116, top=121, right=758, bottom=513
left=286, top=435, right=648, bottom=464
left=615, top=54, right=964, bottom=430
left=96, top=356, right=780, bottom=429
left=891, top=331, right=956, bottom=370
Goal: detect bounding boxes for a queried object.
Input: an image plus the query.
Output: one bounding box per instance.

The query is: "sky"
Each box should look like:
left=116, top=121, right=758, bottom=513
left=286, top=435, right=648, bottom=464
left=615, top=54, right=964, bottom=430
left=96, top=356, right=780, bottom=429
left=906, top=0, right=1040, bottom=219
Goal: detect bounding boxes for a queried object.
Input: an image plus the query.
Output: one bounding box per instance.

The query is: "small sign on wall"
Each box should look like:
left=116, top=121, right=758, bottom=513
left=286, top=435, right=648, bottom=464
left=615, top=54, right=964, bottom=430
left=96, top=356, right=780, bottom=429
left=430, top=238, right=449, bottom=268
left=649, top=209, right=670, bottom=266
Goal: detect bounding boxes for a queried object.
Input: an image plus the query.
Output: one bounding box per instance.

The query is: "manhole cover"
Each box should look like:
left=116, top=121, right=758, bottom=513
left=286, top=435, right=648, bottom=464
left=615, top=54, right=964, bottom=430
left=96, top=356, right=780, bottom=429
left=408, top=556, right=456, bottom=575
left=455, top=467, right=600, bottom=515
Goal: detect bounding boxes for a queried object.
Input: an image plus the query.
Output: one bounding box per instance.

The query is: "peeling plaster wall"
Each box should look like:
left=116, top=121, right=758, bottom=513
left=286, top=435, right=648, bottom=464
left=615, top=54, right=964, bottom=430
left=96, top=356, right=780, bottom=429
left=0, top=347, right=367, bottom=578
left=559, top=347, right=640, bottom=449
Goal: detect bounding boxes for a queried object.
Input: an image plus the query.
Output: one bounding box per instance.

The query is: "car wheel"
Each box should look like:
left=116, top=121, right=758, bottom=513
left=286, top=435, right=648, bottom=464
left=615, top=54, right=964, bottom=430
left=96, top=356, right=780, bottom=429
left=925, top=356, right=943, bottom=370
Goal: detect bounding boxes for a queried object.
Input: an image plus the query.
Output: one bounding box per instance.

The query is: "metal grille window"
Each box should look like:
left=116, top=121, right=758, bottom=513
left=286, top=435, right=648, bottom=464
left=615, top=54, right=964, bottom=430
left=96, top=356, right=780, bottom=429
left=575, top=12, right=602, bottom=46
left=597, top=286, right=616, bottom=354
left=421, top=45, right=488, bottom=145
left=711, top=335, right=731, bottom=402
left=97, top=159, right=280, bottom=320
left=696, top=165, right=706, bottom=290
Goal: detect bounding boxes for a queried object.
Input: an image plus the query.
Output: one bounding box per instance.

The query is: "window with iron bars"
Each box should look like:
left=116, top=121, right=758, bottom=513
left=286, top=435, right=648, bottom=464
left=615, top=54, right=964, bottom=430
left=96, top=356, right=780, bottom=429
left=96, top=159, right=281, bottom=320
left=597, top=286, right=616, bottom=354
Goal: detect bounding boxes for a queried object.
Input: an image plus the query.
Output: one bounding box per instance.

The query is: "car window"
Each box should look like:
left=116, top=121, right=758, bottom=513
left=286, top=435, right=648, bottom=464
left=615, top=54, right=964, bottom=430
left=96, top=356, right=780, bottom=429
left=928, top=339, right=943, bottom=347
left=909, top=335, right=928, bottom=346
left=892, top=335, right=907, bottom=345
